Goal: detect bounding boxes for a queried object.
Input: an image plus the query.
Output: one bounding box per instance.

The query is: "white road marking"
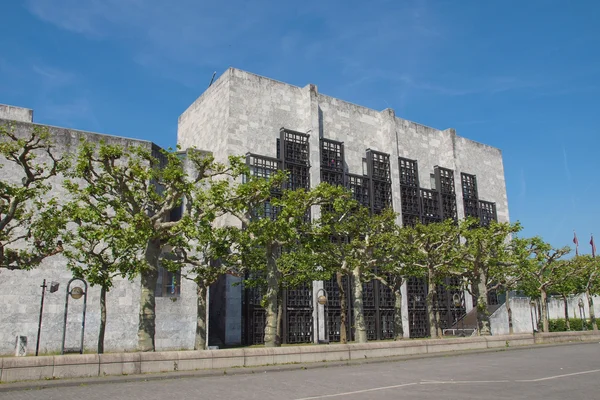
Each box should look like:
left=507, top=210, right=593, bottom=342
left=420, top=380, right=510, bottom=384
left=516, top=368, right=600, bottom=382
left=293, top=369, right=600, bottom=399
left=292, top=382, right=418, bottom=400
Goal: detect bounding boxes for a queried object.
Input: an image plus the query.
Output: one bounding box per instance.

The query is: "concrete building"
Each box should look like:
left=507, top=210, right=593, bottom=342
left=1, top=67, right=510, bottom=354
left=0, top=105, right=198, bottom=355
left=178, top=68, right=509, bottom=344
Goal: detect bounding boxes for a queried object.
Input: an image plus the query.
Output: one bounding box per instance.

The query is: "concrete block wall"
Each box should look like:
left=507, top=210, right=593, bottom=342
left=0, top=104, right=33, bottom=123
left=0, top=117, right=200, bottom=355
left=490, top=295, right=600, bottom=335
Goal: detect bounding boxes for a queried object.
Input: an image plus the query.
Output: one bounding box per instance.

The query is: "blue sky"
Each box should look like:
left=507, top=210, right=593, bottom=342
left=1, top=0, right=598, bottom=252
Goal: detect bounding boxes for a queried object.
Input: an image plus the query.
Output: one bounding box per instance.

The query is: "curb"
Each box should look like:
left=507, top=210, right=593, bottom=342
left=1, top=340, right=598, bottom=393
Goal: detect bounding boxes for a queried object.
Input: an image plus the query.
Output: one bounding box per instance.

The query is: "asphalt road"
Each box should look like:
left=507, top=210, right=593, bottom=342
left=3, top=343, right=600, bottom=400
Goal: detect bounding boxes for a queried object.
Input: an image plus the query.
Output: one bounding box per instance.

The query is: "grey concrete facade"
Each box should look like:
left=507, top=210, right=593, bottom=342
left=490, top=294, right=600, bottom=335
left=178, top=68, right=510, bottom=342
left=0, top=104, right=33, bottom=124
left=0, top=112, right=199, bottom=355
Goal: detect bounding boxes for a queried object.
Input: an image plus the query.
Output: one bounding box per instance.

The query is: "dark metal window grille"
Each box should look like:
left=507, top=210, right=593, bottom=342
left=373, top=180, right=393, bottom=213
left=420, top=188, right=441, bottom=224
left=464, top=198, right=480, bottom=219
left=251, top=310, right=266, bottom=345
left=320, top=139, right=344, bottom=172
left=286, top=284, right=313, bottom=308
left=401, top=186, right=420, bottom=216
left=435, top=277, right=466, bottom=330
left=282, top=129, right=309, bottom=166
left=321, top=170, right=344, bottom=186
left=324, top=277, right=341, bottom=308
left=286, top=164, right=310, bottom=191
left=441, top=193, right=458, bottom=222
left=399, top=157, right=421, bottom=227
left=461, top=173, right=478, bottom=199
left=364, top=310, right=377, bottom=341
left=436, top=167, right=455, bottom=195
left=399, top=158, right=419, bottom=187
left=461, top=173, right=480, bottom=219
left=434, top=166, right=457, bottom=222
left=320, top=138, right=344, bottom=186
left=324, top=275, right=351, bottom=343
left=287, top=311, right=313, bottom=344
left=247, top=154, right=280, bottom=179
left=362, top=280, right=376, bottom=308
left=246, top=286, right=264, bottom=307
left=380, top=310, right=395, bottom=340
left=407, top=277, right=428, bottom=338
left=326, top=309, right=343, bottom=343
left=369, top=151, right=391, bottom=182
left=276, top=138, right=280, bottom=159
left=347, top=174, right=370, bottom=207
left=378, top=278, right=395, bottom=308
left=479, top=200, right=497, bottom=227
left=402, top=214, right=420, bottom=228
left=367, top=150, right=392, bottom=214
left=286, top=282, right=313, bottom=343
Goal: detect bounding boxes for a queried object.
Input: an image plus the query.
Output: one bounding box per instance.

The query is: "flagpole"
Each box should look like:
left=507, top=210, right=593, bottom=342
left=573, top=231, right=579, bottom=256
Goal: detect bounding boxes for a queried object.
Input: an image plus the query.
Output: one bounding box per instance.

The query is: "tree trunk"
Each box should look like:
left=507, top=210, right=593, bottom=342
left=536, top=300, right=542, bottom=330
left=586, top=289, right=598, bottom=331
left=426, top=270, right=438, bottom=338
left=352, top=266, right=367, bottom=343
left=195, top=283, right=208, bottom=350
left=434, top=299, right=443, bottom=338
left=138, top=238, right=161, bottom=352
left=276, top=290, right=283, bottom=346
left=507, top=290, right=513, bottom=335
left=563, top=294, right=570, bottom=331
left=475, top=270, right=491, bottom=336
left=393, top=281, right=404, bottom=340
left=336, top=272, right=348, bottom=344
left=263, top=245, right=280, bottom=347
left=540, top=289, right=549, bottom=333
left=98, top=286, right=107, bottom=354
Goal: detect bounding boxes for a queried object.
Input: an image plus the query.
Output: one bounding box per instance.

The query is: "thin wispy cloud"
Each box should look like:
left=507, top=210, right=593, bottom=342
left=26, top=0, right=283, bottom=86
left=519, top=169, right=527, bottom=200
left=32, top=65, right=77, bottom=88
left=25, top=0, right=444, bottom=90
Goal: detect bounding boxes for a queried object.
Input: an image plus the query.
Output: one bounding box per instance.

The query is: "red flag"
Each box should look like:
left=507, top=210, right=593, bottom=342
left=573, top=231, right=579, bottom=256
left=591, top=235, right=596, bottom=258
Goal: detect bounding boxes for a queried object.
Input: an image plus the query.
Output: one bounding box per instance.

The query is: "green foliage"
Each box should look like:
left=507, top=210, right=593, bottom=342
left=571, top=255, right=600, bottom=295
left=318, top=194, right=401, bottom=285
left=0, top=124, right=68, bottom=270
left=402, top=219, right=463, bottom=283
left=64, top=141, right=248, bottom=351
left=548, top=318, right=593, bottom=332
left=238, top=182, right=351, bottom=288
left=516, top=237, right=572, bottom=296
left=459, top=218, right=524, bottom=291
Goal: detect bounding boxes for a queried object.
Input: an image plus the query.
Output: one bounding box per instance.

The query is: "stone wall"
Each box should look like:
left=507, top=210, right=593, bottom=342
left=0, top=117, right=199, bottom=355
left=490, top=294, right=600, bottom=335
left=0, top=104, right=33, bottom=123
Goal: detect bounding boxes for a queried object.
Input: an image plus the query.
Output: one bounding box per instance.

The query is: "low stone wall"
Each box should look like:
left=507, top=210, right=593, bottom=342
left=1, top=332, right=597, bottom=383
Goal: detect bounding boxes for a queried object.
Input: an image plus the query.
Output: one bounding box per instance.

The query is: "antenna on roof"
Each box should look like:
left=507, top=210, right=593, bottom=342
left=208, top=71, right=217, bottom=88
